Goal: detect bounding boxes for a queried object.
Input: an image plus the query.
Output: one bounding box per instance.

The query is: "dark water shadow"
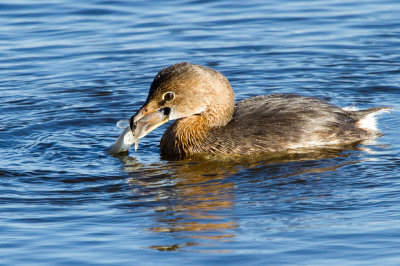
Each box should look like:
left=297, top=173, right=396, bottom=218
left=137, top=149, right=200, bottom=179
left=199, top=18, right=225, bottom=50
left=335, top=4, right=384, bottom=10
left=114, top=144, right=364, bottom=252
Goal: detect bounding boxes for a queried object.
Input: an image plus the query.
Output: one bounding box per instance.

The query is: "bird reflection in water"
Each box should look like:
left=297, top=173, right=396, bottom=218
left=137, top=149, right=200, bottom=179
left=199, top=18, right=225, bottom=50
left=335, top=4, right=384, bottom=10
left=121, top=156, right=237, bottom=252
left=116, top=145, right=363, bottom=252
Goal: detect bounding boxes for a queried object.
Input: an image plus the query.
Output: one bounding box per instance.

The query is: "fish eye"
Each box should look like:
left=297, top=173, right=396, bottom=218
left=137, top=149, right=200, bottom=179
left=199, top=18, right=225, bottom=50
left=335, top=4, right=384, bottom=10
left=163, top=92, right=175, bottom=102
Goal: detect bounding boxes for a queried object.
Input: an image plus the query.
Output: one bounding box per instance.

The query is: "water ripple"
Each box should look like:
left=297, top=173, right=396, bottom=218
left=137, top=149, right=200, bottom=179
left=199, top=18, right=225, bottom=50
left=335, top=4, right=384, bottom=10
left=1, top=0, right=400, bottom=264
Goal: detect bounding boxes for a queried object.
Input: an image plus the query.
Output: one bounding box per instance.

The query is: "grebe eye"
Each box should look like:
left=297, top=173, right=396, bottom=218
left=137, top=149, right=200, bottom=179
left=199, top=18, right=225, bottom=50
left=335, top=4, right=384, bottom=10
left=163, top=92, right=175, bottom=102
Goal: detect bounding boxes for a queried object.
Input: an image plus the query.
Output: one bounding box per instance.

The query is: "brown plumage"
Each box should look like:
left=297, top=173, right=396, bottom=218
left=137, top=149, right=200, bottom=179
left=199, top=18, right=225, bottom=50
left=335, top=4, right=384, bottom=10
left=130, top=62, right=390, bottom=158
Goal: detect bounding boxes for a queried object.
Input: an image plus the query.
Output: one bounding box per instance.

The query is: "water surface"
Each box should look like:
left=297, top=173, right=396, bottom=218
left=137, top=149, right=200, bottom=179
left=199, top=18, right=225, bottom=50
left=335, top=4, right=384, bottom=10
left=1, top=0, right=400, bottom=264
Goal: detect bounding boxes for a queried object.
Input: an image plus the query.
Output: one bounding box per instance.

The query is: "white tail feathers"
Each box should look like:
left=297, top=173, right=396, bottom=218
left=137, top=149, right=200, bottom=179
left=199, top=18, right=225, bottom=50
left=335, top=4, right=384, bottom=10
left=356, top=108, right=391, bottom=132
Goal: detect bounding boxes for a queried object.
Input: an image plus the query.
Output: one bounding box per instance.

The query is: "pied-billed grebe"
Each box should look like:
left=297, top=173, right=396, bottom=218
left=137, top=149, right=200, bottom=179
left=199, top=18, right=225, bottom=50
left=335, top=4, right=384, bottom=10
left=127, top=62, right=390, bottom=158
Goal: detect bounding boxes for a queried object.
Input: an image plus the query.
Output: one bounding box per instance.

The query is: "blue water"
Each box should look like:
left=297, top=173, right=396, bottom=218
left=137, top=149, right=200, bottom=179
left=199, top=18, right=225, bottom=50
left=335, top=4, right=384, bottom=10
left=1, top=0, right=400, bottom=264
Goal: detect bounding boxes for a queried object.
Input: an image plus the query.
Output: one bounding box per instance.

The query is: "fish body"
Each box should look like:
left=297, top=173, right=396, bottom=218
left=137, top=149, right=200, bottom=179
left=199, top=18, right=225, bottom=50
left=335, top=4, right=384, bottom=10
left=106, top=125, right=134, bottom=154
left=107, top=111, right=166, bottom=154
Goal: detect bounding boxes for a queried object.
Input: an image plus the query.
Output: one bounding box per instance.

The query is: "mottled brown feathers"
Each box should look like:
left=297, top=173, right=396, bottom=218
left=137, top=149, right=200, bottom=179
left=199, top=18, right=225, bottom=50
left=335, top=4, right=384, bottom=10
left=142, top=63, right=389, bottom=158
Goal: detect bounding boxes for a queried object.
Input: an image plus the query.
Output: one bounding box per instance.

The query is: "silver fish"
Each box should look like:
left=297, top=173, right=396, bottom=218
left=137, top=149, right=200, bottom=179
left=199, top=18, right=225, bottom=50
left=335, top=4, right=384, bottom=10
left=106, top=124, right=134, bottom=154
left=107, top=111, right=166, bottom=154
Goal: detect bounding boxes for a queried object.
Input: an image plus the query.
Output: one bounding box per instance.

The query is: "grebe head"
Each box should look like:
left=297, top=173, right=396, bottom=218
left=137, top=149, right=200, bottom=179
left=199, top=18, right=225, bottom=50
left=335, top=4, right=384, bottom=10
left=129, top=62, right=235, bottom=143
